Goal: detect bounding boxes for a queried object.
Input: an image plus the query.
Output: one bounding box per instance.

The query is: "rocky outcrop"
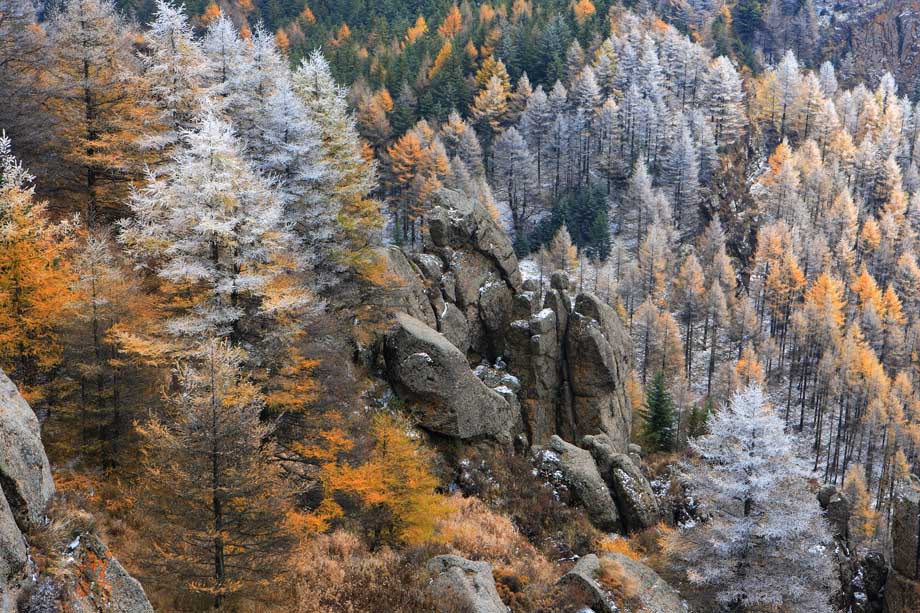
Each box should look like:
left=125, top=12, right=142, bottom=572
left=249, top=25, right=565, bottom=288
left=426, top=555, right=508, bottom=613
left=885, top=476, right=920, bottom=613
left=381, top=246, right=438, bottom=329
left=818, top=484, right=851, bottom=541
left=566, top=295, right=631, bottom=450
left=63, top=534, right=155, bottom=613
left=385, top=313, right=513, bottom=441
left=0, top=370, right=55, bottom=529
left=0, top=370, right=153, bottom=612
left=508, top=285, right=631, bottom=449
left=424, top=189, right=522, bottom=360
left=819, top=0, right=920, bottom=95
left=543, top=436, right=621, bottom=532
left=583, top=434, right=659, bottom=533
left=558, top=553, right=686, bottom=613
left=0, top=492, right=27, bottom=585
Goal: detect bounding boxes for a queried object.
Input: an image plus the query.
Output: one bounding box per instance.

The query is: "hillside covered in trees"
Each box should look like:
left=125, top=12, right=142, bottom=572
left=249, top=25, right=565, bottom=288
left=1, top=0, right=920, bottom=612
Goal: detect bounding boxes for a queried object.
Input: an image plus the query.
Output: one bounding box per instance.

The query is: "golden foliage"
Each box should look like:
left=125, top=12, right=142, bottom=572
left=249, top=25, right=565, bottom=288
left=307, top=414, right=451, bottom=547
left=0, top=157, right=74, bottom=398
left=437, top=5, right=463, bottom=38
left=405, top=15, right=428, bottom=45
left=573, top=0, right=597, bottom=25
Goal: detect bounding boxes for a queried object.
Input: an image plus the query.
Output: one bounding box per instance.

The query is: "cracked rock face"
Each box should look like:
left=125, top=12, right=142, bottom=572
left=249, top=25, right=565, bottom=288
left=582, top=433, right=660, bottom=533
left=0, top=370, right=55, bottom=531
left=546, top=435, right=621, bottom=532
left=885, top=476, right=920, bottom=613
left=385, top=313, right=514, bottom=442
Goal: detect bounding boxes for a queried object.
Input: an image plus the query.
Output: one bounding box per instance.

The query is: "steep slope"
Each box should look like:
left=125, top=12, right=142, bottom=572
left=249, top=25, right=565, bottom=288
left=0, top=371, right=153, bottom=612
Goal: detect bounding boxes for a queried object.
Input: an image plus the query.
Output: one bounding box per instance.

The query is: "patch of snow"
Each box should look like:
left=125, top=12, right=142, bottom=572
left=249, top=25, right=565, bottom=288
left=408, top=352, right=433, bottom=364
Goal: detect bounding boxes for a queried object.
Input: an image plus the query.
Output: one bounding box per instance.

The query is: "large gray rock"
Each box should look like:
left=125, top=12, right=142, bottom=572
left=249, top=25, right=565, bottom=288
left=583, top=434, right=659, bottom=533
left=437, top=302, right=471, bottom=354
left=427, top=189, right=522, bottom=292
left=890, top=476, right=919, bottom=580
left=426, top=555, right=507, bottom=613
left=885, top=476, right=920, bottom=613
left=0, top=492, right=27, bottom=584
left=817, top=485, right=851, bottom=541
left=0, top=370, right=54, bottom=529
left=610, top=553, right=686, bottom=613
left=558, top=553, right=685, bottom=613
left=507, top=308, right=563, bottom=446
left=381, top=247, right=438, bottom=329
left=385, top=313, right=513, bottom=441
left=63, top=534, right=154, bottom=613
left=547, top=436, right=620, bottom=532
left=565, top=294, right=631, bottom=449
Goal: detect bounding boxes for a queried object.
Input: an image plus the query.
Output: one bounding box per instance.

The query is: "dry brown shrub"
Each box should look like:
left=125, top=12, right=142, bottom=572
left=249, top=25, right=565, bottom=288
left=287, top=530, right=452, bottom=612
left=435, top=494, right=559, bottom=611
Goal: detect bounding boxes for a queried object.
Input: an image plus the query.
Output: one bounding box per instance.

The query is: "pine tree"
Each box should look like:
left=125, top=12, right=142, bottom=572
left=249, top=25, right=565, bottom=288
left=119, top=109, right=307, bottom=356
left=137, top=339, right=291, bottom=608
left=0, top=135, right=74, bottom=401
left=642, top=371, right=676, bottom=452
left=140, top=0, right=210, bottom=169
left=470, top=74, right=510, bottom=175
left=669, top=386, right=838, bottom=612
left=46, top=0, right=151, bottom=224
left=705, top=56, right=745, bottom=148
left=493, top=126, right=540, bottom=251
left=292, top=50, right=383, bottom=283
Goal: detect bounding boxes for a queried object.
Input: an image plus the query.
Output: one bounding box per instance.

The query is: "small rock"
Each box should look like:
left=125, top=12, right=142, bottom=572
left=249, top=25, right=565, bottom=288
left=547, top=436, right=621, bottom=532
left=427, top=555, right=508, bottom=613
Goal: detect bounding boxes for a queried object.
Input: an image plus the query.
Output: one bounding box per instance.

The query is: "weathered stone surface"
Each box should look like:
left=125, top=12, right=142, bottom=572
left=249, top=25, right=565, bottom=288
left=557, top=554, right=613, bottom=613
left=565, top=294, right=631, bottom=449
left=860, top=552, right=887, bottom=612
left=511, top=291, right=537, bottom=322
left=411, top=253, right=444, bottom=282
left=426, top=555, right=507, bottom=613
left=547, top=436, right=620, bottom=532
left=884, top=571, right=920, bottom=613
left=890, top=476, right=919, bottom=580
left=381, top=247, right=437, bottom=329
left=479, top=280, right=513, bottom=338
left=427, top=189, right=522, bottom=292
left=63, top=534, right=154, bottom=613
left=557, top=553, right=685, bottom=613
left=437, top=302, right=471, bottom=354
left=885, top=476, right=920, bottom=613
left=609, top=553, right=686, bottom=613
left=385, top=313, right=513, bottom=441
left=583, top=434, right=659, bottom=533
left=0, top=370, right=54, bottom=529
left=818, top=485, right=851, bottom=541
left=550, top=271, right=569, bottom=291
left=0, top=491, right=26, bottom=584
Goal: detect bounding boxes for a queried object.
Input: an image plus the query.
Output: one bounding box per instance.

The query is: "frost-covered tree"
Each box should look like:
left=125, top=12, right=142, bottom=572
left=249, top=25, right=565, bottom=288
left=493, top=126, right=539, bottom=251
left=705, top=56, right=745, bottom=147
left=119, top=109, right=307, bottom=352
left=670, top=386, right=838, bottom=612
left=140, top=0, right=210, bottom=167
left=661, top=116, right=700, bottom=232
left=221, top=27, right=329, bottom=250
left=292, top=49, right=382, bottom=281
